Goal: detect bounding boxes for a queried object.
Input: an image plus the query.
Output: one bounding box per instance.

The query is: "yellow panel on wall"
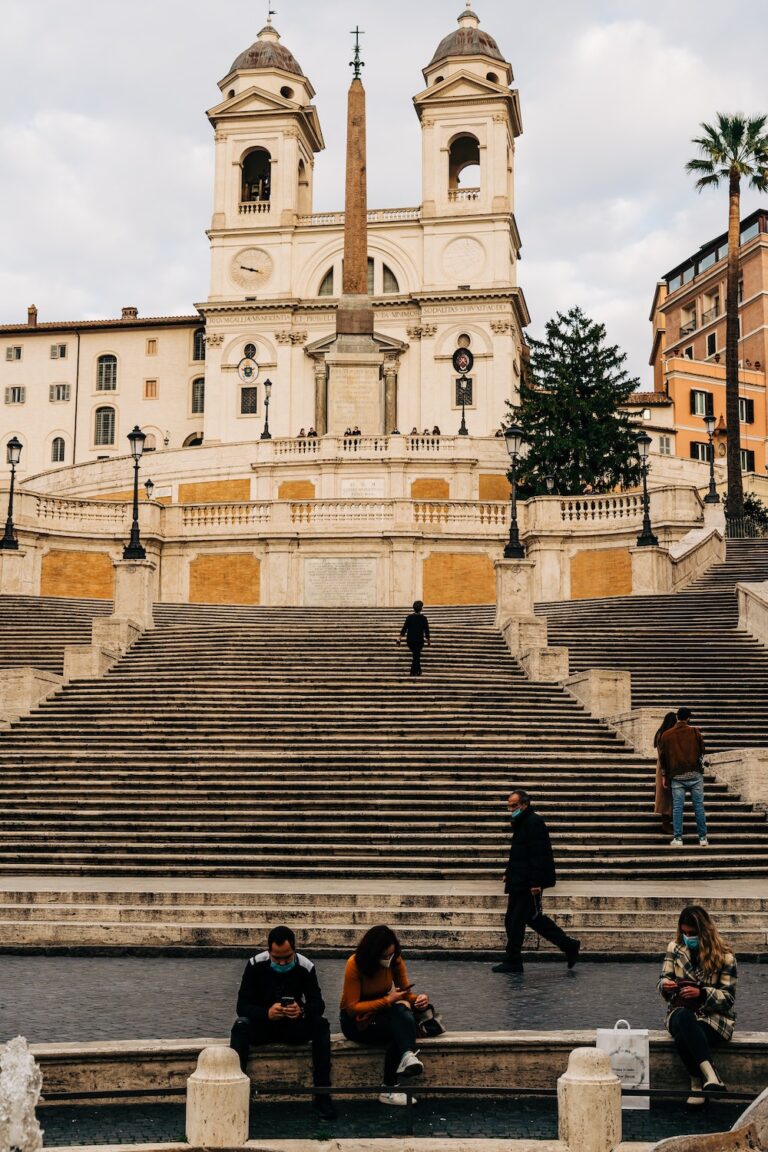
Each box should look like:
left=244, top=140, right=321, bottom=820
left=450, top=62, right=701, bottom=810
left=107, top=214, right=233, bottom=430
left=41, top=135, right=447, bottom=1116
left=422, top=551, right=495, bottom=605
left=178, top=479, right=251, bottom=504
left=411, top=479, right=450, bottom=500
left=92, top=491, right=133, bottom=502
left=570, top=548, right=632, bottom=600
left=479, top=474, right=512, bottom=501
left=278, top=480, right=316, bottom=500
left=189, top=553, right=261, bottom=606
left=41, top=550, right=114, bottom=600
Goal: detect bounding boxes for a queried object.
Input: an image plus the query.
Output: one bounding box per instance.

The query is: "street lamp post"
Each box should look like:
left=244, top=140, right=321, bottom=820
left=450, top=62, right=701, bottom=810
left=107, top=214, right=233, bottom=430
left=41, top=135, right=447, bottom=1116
left=0, top=437, right=23, bottom=550
left=260, top=379, right=273, bottom=440
left=703, top=413, right=720, bottom=504
left=635, top=430, right=659, bottom=547
left=503, top=423, right=526, bottom=559
left=457, top=375, right=469, bottom=437
left=123, top=425, right=147, bottom=560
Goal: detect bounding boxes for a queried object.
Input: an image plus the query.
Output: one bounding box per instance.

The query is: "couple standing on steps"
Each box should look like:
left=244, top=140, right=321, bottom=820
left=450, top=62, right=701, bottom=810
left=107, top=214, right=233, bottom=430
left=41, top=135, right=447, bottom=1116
left=654, top=707, right=710, bottom=847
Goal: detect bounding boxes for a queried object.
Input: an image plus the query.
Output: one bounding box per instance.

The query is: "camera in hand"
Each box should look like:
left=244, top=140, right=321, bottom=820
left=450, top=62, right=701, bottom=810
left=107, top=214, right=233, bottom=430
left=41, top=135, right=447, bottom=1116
left=280, top=996, right=296, bottom=1007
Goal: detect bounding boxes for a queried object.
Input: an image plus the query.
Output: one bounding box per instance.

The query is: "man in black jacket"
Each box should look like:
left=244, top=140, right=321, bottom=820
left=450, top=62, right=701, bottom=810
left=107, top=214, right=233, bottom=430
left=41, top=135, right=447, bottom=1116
left=492, top=789, right=581, bottom=974
left=230, top=925, right=337, bottom=1120
left=397, top=600, right=431, bottom=676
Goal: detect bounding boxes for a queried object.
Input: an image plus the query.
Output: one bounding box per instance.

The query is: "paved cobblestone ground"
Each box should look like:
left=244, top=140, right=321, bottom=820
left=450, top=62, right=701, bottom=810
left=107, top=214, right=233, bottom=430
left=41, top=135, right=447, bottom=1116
left=1, top=957, right=766, bottom=1042
left=39, top=1099, right=744, bottom=1146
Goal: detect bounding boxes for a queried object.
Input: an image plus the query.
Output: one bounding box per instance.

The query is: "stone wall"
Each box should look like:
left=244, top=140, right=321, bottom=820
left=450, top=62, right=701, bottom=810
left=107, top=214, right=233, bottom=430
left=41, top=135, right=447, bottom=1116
left=423, top=551, right=495, bottom=604
left=40, top=549, right=115, bottom=600
left=188, top=553, right=261, bottom=605
left=570, top=548, right=633, bottom=600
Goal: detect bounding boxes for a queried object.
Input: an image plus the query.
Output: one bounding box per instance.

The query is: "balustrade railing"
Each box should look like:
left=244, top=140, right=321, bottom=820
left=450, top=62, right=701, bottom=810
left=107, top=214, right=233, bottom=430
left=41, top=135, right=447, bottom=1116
left=290, top=501, right=391, bottom=525
left=448, top=188, right=480, bottom=202
left=297, top=207, right=419, bottom=226
left=273, top=437, right=320, bottom=456
left=559, top=494, right=644, bottom=522
left=180, top=503, right=271, bottom=529
left=238, top=202, right=271, bottom=214
left=341, top=436, right=389, bottom=454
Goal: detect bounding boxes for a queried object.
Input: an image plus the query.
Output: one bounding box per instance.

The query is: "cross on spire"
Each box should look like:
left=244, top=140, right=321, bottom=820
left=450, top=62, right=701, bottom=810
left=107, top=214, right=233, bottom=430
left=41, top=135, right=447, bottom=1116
left=266, top=5, right=276, bottom=24
left=350, top=26, right=365, bottom=78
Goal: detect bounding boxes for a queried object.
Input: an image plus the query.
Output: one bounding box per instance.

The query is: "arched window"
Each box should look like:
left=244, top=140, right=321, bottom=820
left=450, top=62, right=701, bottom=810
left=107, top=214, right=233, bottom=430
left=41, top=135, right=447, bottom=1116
left=448, top=135, right=481, bottom=199
left=241, top=148, right=271, bottom=203
left=383, top=264, right=399, bottom=294
left=144, top=433, right=157, bottom=452
left=191, top=377, right=205, bottom=415
left=193, top=328, right=205, bottom=361
left=244, top=343, right=257, bottom=359
left=183, top=432, right=204, bottom=447
left=51, top=437, right=65, bottom=463
left=318, top=268, right=334, bottom=297
left=94, top=406, right=116, bottom=446
left=96, top=354, right=117, bottom=391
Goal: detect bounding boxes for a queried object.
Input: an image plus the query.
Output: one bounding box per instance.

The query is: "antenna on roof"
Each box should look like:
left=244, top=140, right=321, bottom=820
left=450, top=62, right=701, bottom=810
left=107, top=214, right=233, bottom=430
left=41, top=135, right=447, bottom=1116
left=267, top=5, right=276, bottom=24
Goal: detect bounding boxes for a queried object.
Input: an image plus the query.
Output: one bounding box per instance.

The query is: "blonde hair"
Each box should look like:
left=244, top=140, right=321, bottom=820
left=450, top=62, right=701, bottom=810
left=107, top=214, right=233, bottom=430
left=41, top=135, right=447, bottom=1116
left=677, top=905, right=732, bottom=974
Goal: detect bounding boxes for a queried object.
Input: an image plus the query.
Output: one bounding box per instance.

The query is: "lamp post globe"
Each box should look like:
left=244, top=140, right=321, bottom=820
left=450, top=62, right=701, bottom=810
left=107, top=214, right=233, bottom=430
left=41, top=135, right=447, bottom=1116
left=123, top=425, right=147, bottom=560
left=503, top=423, right=526, bottom=560
left=703, top=414, right=720, bottom=504
left=635, top=429, right=658, bottom=547
left=0, top=436, right=23, bottom=550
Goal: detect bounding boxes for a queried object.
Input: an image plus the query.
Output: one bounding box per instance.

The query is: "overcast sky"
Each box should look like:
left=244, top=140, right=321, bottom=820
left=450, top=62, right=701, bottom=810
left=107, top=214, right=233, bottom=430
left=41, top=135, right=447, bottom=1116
left=0, top=0, right=765, bottom=387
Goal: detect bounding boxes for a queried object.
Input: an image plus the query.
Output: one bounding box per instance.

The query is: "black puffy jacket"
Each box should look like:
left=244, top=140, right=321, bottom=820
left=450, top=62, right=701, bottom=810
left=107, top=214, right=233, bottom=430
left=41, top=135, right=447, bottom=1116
left=235, top=952, right=326, bottom=1024
left=504, top=806, right=557, bottom=893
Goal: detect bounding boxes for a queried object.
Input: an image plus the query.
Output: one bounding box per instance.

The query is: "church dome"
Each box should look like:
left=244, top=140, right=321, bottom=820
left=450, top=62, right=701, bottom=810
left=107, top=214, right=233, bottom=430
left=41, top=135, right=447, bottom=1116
left=429, top=4, right=505, bottom=68
left=230, top=23, right=305, bottom=77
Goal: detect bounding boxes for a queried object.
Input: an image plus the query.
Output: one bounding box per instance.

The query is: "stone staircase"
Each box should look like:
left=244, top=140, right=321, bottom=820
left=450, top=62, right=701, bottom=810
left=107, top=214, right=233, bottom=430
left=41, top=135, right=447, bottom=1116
left=537, top=539, right=768, bottom=753
left=0, top=594, right=111, bottom=675
left=1, top=596, right=767, bottom=884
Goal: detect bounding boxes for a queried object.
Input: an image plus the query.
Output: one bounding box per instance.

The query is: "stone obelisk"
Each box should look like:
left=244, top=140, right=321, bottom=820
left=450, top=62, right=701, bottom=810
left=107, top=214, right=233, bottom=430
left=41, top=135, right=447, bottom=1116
left=325, top=28, right=383, bottom=434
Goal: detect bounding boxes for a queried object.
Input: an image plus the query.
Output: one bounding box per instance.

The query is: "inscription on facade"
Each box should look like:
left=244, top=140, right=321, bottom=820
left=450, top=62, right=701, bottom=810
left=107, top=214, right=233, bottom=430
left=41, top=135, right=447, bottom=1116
left=304, top=557, right=377, bottom=606
left=340, top=478, right=386, bottom=498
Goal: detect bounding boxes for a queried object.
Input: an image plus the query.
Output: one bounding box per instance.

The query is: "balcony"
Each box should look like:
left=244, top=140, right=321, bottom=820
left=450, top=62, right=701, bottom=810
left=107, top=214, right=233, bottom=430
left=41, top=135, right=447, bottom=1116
left=679, top=317, right=697, bottom=337
left=239, top=202, right=271, bottom=214
left=448, top=188, right=480, bottom=202
left=702, top=304, right=720, bottom=325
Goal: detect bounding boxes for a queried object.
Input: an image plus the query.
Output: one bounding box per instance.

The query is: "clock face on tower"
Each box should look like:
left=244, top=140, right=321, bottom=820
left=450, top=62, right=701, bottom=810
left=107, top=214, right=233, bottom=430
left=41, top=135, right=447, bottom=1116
left=230, top=247, right=274, bottom=291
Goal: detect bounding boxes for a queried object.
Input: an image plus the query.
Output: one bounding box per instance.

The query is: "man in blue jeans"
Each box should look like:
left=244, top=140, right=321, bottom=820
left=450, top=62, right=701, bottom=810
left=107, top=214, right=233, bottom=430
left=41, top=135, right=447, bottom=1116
left=658, top=707, right=708, bottom=847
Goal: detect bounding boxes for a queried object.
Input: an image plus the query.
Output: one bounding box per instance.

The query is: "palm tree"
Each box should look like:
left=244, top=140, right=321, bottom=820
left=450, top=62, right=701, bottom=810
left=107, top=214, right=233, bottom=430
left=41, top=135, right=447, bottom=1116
left=687, top=114, right=768, bottom=522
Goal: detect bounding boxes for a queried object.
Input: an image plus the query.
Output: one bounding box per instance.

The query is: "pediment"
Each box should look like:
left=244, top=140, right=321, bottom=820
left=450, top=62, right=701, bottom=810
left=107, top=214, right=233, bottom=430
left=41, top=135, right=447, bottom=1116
left=305, top=331, right=408, bottom=356
left=208, top=84, right=301, bottom=118
left=414, top=69, right=510, bottom=105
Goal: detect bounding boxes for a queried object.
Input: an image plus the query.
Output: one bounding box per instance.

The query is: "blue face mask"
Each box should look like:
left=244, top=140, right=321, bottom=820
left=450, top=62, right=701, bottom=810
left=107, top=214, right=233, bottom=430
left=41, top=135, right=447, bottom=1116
left=271, top=959, right=296, bottom=973
left=682, top=934, right=699, bottom=950
left=510, top=808, right=522, bottom=819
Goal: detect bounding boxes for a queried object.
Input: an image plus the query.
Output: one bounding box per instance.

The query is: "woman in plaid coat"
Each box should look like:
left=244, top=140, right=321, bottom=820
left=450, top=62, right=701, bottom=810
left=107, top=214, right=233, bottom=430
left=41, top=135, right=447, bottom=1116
left=658, top=904, right=737, bottom=1105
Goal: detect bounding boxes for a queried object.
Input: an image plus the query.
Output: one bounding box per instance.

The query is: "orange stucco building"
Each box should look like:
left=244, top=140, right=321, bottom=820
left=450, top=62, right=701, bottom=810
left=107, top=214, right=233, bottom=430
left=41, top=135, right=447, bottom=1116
left=649, top=208, right=768, bottom=473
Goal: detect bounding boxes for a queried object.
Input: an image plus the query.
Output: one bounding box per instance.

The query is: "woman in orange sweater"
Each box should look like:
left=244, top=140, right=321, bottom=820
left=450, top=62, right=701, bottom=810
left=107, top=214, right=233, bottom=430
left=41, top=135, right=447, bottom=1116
left=340, top=924, right=430, bottom=1105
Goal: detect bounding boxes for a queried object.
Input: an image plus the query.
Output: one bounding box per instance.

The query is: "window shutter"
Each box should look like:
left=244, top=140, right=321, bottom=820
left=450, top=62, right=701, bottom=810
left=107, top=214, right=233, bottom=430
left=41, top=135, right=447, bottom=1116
left=5, top=348, right=12, bottom=361
left=689, top=390, right=697, bottom=415
left=50, top=345, right=58, bottom=359
left=705, top=392, right=714, bottom=416
left=747, top=399, right=755, bottom=424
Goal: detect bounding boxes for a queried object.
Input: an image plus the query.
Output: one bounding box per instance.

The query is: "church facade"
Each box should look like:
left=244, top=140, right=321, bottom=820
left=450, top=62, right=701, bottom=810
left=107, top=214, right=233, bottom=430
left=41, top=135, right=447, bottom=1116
left=0, top=5, right=528, bottom=477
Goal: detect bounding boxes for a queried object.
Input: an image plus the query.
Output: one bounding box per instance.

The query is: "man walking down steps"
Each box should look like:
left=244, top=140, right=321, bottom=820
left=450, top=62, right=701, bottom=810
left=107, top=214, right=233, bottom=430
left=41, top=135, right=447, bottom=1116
left=493, top=788, right=581, bottom=974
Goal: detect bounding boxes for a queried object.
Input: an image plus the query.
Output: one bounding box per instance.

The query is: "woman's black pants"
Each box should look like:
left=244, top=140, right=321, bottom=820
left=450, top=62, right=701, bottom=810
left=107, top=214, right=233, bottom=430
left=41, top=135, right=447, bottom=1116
left=668, top=1007, right=723, bottom=1078
left=340, top=1005, right=417, bottom=1086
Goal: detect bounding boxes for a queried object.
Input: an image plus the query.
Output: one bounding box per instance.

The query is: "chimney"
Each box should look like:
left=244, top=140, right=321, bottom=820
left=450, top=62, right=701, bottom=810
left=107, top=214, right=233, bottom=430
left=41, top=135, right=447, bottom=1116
left=121, top=306, right=139, bottom=320
left=27, top=305, right=38, bottom=327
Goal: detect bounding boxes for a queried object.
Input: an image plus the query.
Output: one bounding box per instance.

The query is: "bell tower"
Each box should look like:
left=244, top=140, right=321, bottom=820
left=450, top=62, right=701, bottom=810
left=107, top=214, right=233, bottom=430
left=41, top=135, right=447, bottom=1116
left=206, top=18, right=325, bottom=302
left=414, top=3, right=522, bottom=290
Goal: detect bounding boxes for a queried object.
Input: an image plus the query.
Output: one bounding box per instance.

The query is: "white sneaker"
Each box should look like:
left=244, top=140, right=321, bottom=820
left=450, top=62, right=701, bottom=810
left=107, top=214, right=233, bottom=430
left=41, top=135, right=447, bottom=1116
left=395, top=1049, right=423, bottom=1078
left=670, top=838, right=683, bottom=847
left=379, top=1090, right=417, bottom=1107
left=699, top=837, right=709, bottom=846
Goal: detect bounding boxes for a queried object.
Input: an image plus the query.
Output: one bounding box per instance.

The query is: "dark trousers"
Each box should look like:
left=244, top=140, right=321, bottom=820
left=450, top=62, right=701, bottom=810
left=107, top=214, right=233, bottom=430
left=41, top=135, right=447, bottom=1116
left=340, top=1005, right=417, bottom=1086
left=504, top=889, right=573, bottom=960
left=668, top=1007, right=723, bottom=1079
left=408, top=641, right=424, bottom=676
left=230, top=1014, right=332, bottom=1087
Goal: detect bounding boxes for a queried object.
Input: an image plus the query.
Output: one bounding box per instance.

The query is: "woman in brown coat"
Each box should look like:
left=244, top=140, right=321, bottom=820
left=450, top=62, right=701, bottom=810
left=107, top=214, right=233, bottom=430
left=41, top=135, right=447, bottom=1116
left=654, top=712, right=677, bottom=836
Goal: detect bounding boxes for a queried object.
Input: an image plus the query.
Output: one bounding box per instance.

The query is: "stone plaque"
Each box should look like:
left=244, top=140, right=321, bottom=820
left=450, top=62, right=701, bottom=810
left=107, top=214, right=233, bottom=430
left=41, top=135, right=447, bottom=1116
left=340, top=478, right=385, bottom=499
left=304, top=557, right=378, bottom=606
left=327, top=360, right=382, bottom=435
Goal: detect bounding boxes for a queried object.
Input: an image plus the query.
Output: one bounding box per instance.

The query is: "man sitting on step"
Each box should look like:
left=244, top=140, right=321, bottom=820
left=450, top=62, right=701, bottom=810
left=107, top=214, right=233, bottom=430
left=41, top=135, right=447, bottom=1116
left=230, top=925, right=337, bottom=1121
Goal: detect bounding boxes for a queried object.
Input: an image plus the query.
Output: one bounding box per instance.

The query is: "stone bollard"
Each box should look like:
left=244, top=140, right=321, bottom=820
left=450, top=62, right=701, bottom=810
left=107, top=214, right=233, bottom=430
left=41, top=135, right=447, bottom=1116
left=494, top=558, right=536, bottom=629
left=186, top=1045, right=250, bottom=1148
left=112, top=558, right=156, bottom=631
left=558, top=1047, right=621, bottom=1152
left=0, top=1035, right=44, bottom=1152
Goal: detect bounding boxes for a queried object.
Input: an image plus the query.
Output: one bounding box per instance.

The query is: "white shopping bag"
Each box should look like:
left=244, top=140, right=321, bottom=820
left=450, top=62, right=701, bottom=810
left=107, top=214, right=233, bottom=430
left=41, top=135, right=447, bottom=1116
left=595, top=1018, right=650, bottom=1110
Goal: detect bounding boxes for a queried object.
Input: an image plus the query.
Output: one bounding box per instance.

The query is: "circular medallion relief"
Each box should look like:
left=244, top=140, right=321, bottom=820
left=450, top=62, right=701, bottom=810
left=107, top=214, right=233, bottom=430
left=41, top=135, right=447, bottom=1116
left=442, top=237, right=486, bottom=281
left=230, top=247, right=274, bottom=290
